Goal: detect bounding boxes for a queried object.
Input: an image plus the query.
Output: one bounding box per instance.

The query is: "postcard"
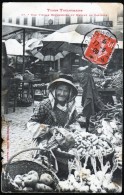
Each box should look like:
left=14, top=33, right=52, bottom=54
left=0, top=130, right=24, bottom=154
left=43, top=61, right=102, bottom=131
left=1, top=2, right=123, bottom=193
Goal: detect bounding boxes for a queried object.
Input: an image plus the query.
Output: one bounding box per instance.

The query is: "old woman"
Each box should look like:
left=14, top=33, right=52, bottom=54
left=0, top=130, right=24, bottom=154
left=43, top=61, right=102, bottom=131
left=27, top=74, right=80, bottom=148
left=27, top=75, right=80, bottom=176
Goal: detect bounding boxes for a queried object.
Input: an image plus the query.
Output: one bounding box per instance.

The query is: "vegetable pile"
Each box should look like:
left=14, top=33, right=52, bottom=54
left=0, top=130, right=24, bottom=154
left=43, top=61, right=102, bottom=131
left=58, top=170, right=122, bottom=193
left=11, top=170, right=56, bottom=192
left=87, top=104, right=122, bottom=151
left=58, top=152, right=121, bottom=193
left=72, top=132, right=113, bottom=157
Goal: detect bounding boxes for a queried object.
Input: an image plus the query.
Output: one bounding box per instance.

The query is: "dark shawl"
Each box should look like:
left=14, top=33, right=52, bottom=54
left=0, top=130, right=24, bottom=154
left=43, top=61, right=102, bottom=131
left=79, top=72, right=105, bottom=118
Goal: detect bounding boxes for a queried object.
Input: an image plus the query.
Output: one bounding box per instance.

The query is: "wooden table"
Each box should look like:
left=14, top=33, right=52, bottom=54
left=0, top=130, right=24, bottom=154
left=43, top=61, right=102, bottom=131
left=18, top=79, right=45, bottom=102
left=97, top=88, right=116, bottom=105
left=97, top=88, right=116, bottom=94
left=2, top=78, right=20, bottom=114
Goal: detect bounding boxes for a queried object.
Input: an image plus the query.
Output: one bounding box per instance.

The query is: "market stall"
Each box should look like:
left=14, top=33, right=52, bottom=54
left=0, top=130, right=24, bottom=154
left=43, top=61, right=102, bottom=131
left=2, top=23, right=55, bottom=112
left=2, top=23, right=55, bottom=74
left=2, top=98, right=122, bottom=192
left=2, top=63, right=122, bottom=193
left=2, top=24, right=122, bottom=194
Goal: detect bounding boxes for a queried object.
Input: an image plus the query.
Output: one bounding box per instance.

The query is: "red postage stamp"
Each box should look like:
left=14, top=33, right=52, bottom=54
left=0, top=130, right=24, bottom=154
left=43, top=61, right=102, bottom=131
left=83, top=29, right=117, bottom=68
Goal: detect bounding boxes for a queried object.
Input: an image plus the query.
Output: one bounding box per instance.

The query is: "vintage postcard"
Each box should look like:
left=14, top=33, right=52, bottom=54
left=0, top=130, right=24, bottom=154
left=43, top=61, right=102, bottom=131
left=1, top=2, right=123, bottom=193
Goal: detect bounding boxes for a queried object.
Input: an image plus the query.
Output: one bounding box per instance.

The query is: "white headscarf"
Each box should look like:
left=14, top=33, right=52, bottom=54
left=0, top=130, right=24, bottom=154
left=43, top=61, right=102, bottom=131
left=49, top=85, right=76, bottom=127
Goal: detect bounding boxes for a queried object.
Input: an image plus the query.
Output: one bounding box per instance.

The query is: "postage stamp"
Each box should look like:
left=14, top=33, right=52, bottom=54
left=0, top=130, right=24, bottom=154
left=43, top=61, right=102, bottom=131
left=82, top=28, right=117, bottom=68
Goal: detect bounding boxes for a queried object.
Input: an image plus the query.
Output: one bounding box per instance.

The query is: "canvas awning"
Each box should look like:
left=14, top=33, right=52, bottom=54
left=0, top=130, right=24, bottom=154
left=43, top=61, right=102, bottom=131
left=2, top=23, right=55, bottom=73
left=2, top=22, right=55, bottom=38
left=5, top=39, right=30, bottom=56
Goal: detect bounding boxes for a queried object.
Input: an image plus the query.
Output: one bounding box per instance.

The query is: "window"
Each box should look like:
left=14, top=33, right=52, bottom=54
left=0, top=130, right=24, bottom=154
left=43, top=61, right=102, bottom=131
left=103, top=16, right=109, bottom=21
left=66, top=16, right=70, bottom=24
left=90, top=16, right=92, bottom=23
left=8, top=18, right=12, bottom=23
left=83, top=16, right=91, bottom=23
left=44, top=16, right=49, bottom=25
left=77, top=16, right=83, bottom=24
left=94, top=15, right=103, bottom=22
left=117, top=17, right=123, bottom=23
left=24, top=17, right=28, bottom=25
left=54, top=16, right=59, bottom=25
left=32, top=17, right=36, bottom=26
left=16, top=18, right=20, bottom=24
left=117, top=10, right=123, bottom=24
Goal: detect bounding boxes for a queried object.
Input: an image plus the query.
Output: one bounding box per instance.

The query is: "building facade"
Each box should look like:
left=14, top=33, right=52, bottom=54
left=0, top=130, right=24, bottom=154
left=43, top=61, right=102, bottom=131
left=2, top=15, right=115, bottom=29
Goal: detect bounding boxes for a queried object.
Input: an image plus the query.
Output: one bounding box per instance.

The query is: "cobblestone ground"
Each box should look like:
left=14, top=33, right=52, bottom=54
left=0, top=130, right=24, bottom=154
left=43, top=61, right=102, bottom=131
left=2, top=96, right=82, bottom=164
left=2, top=105, right=34, bottom=164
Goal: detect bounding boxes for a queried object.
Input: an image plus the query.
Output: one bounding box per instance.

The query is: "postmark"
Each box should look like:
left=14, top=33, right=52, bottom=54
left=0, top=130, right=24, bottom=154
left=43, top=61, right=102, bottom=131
left=82, top=28, right=117, bottom=68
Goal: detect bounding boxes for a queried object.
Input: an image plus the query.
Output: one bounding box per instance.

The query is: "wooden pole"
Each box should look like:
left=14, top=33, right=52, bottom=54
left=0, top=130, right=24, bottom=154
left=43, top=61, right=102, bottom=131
left=22, top=29, right=25, bottom=74
left=16, top=56, right=17, bottom=72
left=70, top=53, right=72, bottom=73
left=58, top=58, right=60, bottom=72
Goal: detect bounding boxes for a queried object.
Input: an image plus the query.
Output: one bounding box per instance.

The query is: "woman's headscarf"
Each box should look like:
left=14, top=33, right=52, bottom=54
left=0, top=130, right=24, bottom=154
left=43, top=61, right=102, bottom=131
left=48, top=76, right=78, bottom=127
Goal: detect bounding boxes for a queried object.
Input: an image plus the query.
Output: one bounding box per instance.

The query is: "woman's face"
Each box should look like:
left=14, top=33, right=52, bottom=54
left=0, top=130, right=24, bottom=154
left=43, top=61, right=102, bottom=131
left=56, top=84, right=70, bottom=103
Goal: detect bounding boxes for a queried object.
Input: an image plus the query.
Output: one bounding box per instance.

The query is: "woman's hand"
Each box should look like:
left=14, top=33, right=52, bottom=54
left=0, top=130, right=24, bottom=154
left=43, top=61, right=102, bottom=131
left=27, top=121, right=50, bottom=139
left=34, top=124, right=50, bottom=139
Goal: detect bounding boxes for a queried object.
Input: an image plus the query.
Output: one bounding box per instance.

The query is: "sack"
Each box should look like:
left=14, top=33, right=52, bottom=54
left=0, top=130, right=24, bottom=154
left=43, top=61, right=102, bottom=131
left=14, top=74, right=23, bottom=81
left=23, top=71, right=34, bottom=81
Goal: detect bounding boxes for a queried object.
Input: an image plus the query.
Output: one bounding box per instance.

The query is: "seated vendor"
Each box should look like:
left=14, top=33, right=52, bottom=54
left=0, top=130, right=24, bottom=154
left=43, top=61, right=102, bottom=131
left=27, top=74, right=80, bottom=150
left=27, top=75, right=80, bottom=176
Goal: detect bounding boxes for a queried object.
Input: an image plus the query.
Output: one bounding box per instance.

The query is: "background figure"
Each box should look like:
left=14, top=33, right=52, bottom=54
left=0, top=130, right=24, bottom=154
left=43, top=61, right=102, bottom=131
left=2, top=42, right=13, bottom=114
left=78, top=65, right=105, bottom=131
left=8, top=57, right=16, bottom=78
left=49, top=66, right=55, bottom=82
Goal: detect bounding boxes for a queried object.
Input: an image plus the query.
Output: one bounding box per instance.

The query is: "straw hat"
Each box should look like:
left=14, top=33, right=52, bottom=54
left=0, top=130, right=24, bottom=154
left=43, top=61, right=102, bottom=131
left=48, top=74, right=78, bottom=97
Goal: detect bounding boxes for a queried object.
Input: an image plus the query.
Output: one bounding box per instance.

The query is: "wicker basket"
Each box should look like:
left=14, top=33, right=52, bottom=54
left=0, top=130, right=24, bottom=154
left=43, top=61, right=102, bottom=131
left=2, top=148, right=59, bottom=192
left=53, top=138, right=114, bottom=177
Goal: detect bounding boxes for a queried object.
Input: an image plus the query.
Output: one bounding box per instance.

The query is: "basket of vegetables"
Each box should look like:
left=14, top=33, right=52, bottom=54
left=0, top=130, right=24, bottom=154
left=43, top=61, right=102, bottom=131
left=73, top=132, right=115, bottom=173
left=2, top=148, right=59, bottom=192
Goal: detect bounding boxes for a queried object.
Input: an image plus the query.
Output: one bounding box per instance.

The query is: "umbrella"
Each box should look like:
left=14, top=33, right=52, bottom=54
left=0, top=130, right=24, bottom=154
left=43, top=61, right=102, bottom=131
left=5, top=39, right=30, bottom=56
left=2, top=23, right=55, bottom=74
left=42, top=24, right=123, bottom=55
left=25, top=38, right=43, bottom=51
left=30, top=47, right=69, bottom=61
left=25, top=38, right=69, bottom=61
